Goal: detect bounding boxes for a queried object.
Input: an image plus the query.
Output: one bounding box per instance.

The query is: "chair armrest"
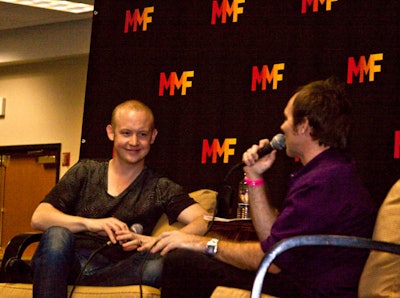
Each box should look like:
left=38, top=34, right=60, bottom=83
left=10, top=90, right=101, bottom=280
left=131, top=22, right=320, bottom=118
left=0, top=232, right=42, bottom=282
left=251, top=235, right=400, bottom=298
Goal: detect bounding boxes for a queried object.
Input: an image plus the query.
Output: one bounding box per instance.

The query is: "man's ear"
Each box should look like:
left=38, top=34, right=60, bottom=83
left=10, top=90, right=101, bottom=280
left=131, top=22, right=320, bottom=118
left=106, top=124, right=114, bottom=141
left=151, top=128, right=158, bottom=144
left=298, top=117, right=311, bottom=135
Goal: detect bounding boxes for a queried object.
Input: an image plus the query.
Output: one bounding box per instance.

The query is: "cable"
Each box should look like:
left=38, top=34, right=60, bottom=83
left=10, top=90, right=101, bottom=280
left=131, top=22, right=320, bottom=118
left=68, top=243, right=110, bottom=298
left=68, top=240, right=161, bottom=298
left=223, top=161, right=243, bottom=183
left=137, top=240, right=160, bottom=298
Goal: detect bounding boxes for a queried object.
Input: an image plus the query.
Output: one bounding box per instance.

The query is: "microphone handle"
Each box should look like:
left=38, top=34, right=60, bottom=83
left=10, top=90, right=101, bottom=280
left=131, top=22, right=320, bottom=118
left=256, top=143, right=274, bottom=158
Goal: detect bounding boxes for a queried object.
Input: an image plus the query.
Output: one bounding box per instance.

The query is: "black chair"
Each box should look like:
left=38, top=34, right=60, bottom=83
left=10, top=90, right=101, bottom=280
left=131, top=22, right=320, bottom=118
left=251, top=235, right=400, bottom=298
left=0, top=232, right=42, bottom=283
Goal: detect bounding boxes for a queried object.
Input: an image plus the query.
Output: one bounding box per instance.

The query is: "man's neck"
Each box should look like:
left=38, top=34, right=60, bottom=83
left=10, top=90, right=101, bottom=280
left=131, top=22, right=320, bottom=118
left=300, top=143, right=330, bottom=166
left=107, top=159, right=144, bottom=196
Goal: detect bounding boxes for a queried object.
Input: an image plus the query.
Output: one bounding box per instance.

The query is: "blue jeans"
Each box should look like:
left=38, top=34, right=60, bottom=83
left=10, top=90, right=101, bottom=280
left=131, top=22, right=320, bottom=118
left=31, top=226, right=163, bottom=298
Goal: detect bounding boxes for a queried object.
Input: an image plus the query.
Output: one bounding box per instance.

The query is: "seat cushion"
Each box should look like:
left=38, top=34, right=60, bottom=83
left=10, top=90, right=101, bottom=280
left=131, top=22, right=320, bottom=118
left=358, top=179, right=400, bottom=297
left=0, top=283, right=160, bottom=298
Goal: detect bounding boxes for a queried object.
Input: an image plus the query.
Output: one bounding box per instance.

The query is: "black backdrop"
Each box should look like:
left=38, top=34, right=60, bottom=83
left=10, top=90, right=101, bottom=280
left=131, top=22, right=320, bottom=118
left=81, top=0, right=399, bottom=213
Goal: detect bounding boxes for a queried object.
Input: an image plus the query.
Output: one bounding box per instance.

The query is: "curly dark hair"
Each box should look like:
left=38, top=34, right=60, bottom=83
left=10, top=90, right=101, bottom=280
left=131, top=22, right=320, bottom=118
left=292, top=77, right=352, bottom=149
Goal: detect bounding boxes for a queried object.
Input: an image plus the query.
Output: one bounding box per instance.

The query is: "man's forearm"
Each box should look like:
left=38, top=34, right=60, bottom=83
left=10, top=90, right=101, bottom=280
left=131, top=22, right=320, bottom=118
left=179, top=214, right=210, bottom=235
left=248, top=185, right=278, bottom=240
left=31, top=202, right=88, bottom=232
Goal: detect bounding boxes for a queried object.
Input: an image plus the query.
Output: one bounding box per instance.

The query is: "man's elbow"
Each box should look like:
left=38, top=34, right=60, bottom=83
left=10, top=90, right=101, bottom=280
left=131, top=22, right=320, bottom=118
left=31, top=211, right=42, bottom=230
left=31, top=204, right=47, bottom=230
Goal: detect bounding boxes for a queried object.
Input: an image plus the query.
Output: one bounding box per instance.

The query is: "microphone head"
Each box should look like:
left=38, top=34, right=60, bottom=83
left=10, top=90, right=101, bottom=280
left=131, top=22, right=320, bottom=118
left=270, top=134, right=286, bottom=150
left=130, top=223, right=143, bottom=234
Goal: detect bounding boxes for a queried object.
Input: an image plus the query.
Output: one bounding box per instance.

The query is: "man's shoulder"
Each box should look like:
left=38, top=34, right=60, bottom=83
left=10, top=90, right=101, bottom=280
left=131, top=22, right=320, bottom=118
left=78, top=158, right=108, bottom=166
left=74, top=159, right=108, bottom=170
left=64, top=159, right=108, bottom=179
left=143, top=168, right=175, bottom=186
left=307, top=149, right=354, bottom=177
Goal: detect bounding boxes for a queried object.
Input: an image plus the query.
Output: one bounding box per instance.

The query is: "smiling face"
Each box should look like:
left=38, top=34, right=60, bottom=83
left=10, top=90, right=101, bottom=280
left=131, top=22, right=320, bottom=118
left=106, top=102, right=157, bottom=168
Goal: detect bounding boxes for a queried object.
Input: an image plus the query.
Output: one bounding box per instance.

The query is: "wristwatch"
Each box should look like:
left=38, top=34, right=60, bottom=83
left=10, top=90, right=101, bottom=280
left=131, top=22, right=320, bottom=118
left=205, top=238, right=219, bottom=256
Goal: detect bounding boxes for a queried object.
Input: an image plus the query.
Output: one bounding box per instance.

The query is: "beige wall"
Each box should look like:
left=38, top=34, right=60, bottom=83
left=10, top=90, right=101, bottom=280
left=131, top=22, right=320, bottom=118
left=0, top=56, right=88, bottom=177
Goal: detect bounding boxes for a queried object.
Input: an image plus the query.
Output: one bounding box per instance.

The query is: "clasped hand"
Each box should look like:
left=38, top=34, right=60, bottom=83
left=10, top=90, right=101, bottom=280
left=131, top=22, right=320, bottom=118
left=87, top=217, right=198, bottom=254
left=242, top=138, right=277, bottom=177
left=115, top=229, right=157, bottom=251
left=85, top=217, right=155, bottom=250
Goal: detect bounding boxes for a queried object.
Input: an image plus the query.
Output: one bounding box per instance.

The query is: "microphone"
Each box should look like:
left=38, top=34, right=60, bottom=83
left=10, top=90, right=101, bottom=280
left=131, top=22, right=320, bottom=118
left=106, top=223, right=143, bottom=246
left=228, top=134, right=286, bottom=172
left=130, top=223, right=143, bottom=234
left=256, top=133, right=286, bottom=158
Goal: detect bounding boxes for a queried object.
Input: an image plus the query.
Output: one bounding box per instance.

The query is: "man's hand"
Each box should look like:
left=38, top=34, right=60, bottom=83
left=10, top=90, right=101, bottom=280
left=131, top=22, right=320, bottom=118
left=115, top=230, right=158, bottom=251
left=242, top=138, right=277, bottom=178
left=150, top=230, right=204, bottom=256
left=84, top=217, right=129, bottom=245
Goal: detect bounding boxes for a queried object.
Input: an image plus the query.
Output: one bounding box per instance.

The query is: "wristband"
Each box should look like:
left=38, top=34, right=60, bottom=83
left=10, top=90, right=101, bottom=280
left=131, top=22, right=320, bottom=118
left=244, top=177, right=265, bottom=187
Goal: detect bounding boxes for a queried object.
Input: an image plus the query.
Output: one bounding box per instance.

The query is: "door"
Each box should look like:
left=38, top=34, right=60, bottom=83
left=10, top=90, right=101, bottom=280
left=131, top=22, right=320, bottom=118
left=0, top=144, right=60, bottom=258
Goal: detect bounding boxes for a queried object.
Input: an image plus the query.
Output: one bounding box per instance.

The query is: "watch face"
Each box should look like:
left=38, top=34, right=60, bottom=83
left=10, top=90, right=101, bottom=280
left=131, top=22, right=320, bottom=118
left=206, top=238, right=219, bottom=255
left=205, top=246, right=214, bottom=255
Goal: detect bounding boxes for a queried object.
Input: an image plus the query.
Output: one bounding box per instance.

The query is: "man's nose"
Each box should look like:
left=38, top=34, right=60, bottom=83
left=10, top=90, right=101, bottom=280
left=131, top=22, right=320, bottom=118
left=129, top=134, right=139, bottom=145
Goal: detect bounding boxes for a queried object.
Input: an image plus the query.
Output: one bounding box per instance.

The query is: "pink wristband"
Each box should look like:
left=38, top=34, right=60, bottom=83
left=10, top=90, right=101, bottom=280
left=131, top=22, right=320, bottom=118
left=244, top=177, right=265, bottom=187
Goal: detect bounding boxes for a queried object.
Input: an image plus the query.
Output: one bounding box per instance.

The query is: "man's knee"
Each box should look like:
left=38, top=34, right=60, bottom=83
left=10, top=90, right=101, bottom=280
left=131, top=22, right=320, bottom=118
left=141, top=254, right=164, bottom=287
left=33, top=226, right=74, bottom=266
left=42, top=226, right=74, bottom=250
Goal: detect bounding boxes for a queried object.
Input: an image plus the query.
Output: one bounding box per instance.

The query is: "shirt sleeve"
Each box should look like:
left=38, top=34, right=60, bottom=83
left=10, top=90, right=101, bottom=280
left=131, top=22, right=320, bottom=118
left=156, top=177, right=197, bottom=224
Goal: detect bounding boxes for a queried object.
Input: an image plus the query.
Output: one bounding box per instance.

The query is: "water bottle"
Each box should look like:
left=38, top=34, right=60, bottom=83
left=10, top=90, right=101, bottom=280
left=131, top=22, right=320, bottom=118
left=237, top=174, right=250, bottom=219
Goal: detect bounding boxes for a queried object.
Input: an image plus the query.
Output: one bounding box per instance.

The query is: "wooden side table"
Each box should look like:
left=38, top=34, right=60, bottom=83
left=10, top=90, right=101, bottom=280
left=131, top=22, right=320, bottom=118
left=206, top=220, right=259, bottom=242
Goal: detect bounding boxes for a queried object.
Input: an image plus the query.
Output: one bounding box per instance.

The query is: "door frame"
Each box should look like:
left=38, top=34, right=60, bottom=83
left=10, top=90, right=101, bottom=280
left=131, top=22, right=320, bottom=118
left=0, top=143, right=61, bottom=254
left=0, top=143, right=61, bottom=182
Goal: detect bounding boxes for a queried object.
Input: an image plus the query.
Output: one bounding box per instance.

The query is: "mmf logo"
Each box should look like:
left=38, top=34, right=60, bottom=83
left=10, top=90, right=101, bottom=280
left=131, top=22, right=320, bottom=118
left=301, top=0, right=338, bottom=14
left=347, top=53, right=383, bottom=84
left=159, top=71, right=194, bottom=96
left=201, top=138, right=237, bottom=164
left=124, top=6, right=154, bottom=32
left=395, top=131, right=400, bottom=159
left=251, top=63, right=285, bottom=91
left=211, top=0, right=245, bottom=24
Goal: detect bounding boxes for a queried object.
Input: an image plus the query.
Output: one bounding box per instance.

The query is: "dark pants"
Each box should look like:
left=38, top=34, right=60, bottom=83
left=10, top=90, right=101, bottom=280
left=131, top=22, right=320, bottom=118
left=31, top=226, right=163, bottom=298
left=161, top=249, right=301, bottom=298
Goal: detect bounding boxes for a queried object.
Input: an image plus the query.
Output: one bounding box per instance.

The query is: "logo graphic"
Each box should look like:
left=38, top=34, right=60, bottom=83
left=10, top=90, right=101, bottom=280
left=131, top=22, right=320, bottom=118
left=201, top=139, right=237, bottom=163
left=347, top=53, right=383, bottom=84
left=211, top=0, right=245, bottom=24
left=159, top=71, right=194, bottom=96
left=301, top=0, right=338, bottom=14
left=395, top=131, right=400, bottom=159
left=251, top=64, right=285, bottom=91
left=124, top=7, right=154, bottom=32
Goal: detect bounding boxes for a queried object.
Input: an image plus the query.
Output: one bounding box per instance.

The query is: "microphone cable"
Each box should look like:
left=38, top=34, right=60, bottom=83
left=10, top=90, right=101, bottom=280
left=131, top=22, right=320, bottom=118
left=137, top=239, right=160, bottom=298
left=68, top=242, right=111, bottom=298
left=68, top=240, right=151, bottom=298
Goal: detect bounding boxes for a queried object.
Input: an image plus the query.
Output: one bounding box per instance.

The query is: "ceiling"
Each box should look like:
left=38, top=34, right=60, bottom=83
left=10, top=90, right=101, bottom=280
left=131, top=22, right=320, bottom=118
left=0, top=0, right=94, bottom=31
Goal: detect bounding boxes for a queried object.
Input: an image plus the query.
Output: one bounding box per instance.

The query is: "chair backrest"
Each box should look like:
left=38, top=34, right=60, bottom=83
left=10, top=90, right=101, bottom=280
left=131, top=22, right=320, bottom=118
left=358, top=179, right=400, bottom=297
left=151, top=189, right=217, bottom=236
